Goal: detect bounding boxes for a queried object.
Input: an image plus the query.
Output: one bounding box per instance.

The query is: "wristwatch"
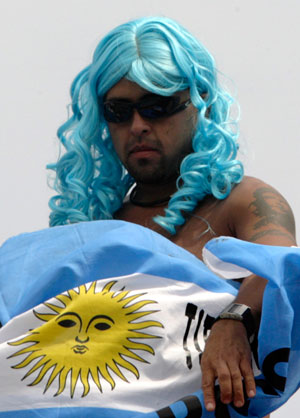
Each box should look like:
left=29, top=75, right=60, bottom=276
left=214, top=303, right=255, bottom=340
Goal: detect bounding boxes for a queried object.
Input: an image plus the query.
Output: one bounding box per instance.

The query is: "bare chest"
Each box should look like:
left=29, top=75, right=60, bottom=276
left=114, top=198, right=234, bottom=260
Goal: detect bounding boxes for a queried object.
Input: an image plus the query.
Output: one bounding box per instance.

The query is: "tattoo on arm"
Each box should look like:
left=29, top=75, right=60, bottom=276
left=248, top=187, right=295, bottom=241
left=249, top=229, right=294, bottom=242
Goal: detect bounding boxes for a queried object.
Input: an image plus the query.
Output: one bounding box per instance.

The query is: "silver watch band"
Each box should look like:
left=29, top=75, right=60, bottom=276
left=214, top=303, right=255, bottom=339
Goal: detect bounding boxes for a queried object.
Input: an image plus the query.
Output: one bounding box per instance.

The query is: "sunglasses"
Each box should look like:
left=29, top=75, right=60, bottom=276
left=102, top=94, right=191, bottom=123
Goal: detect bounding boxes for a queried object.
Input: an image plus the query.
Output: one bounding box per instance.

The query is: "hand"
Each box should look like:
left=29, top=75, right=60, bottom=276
left=201, top=319, right=256, bottom=411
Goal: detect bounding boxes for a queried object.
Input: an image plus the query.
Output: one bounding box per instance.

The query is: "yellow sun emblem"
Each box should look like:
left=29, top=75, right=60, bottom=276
left=8, top=280, right=163, bottom=398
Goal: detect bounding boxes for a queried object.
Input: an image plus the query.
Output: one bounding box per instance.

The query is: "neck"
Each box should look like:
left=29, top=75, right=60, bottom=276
left=130, top=181, right=177, bottom=207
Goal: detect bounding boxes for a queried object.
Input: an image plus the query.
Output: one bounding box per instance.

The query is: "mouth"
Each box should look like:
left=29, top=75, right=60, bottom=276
left=129, top=145, right=161, bottom=159
left=72, top=345, right=88, bottom=355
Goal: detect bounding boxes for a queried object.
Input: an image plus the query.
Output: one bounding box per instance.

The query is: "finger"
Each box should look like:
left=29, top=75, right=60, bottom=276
left=229, top=365, right=245, bottom=408
left=240, top=357, right=256, bottom=398
left=217, top=363, right=233, bottom=405
left=202, top=368, right=217, bottom=411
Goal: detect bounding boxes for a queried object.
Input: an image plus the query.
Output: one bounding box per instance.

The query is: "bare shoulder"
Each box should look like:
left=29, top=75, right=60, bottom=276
left=229, top=176, right=292, bottom=215
left=226, top=176, right=296, bottom=245
left=230, top=176, right=281, bottom=197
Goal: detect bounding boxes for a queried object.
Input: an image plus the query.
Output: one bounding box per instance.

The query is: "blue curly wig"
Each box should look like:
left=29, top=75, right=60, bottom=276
left=48, top=16, right=243, bottom=234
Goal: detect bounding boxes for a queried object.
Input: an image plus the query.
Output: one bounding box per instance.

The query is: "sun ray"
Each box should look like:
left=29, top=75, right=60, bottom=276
left=130, top=320, right=164, bottom=330
left=79, top=369, right=91, bottom=397
left=7, top=280, right=163, bottom=397
left=123, top=300, right=158, bottom=313
left=54, top=368, right=69, bottom=397
left=115, top=355, right=139, bottom=378
left=8, top=335, right=39, bottom=348
left=121, top=347, right=151, bottom=362
left=102, top=281, right=117, bottom=294
left=22, top=356, right=49, bottom=378
left=99, top=364, right=116, bottom=389
left=91, top=367, right=102, bottom=393
left=113, top=290, right=131, bottom=301
left=125, top=341, right=155, bottom=355
left=120, top=293, right=148, bottom=305
left=43, top=302, right=65, bottom=314
left=87, top=281, right=97, bottom=294
left=128, top=310, right=160, bottom=321
left=34, top=312, right=57, bottom=322
left=67, top=288, right=80, bottom=299
left=44, top=364, right=63, bottom=393
left=8, top=346, right=38, bottom=361
left=70, top=368, right=80, bottom=398
left=55, top=293, right=72, bottom=306
left=107, top=360, right=129, bottom=382
left=29, top=361, right=54, bottom=386
left=11, top=352, right=40, bottom=368
left=128, top=329, right=162, bottom=339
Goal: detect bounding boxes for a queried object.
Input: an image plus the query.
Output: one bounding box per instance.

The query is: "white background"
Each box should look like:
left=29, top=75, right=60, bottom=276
left=1, top=1, right=299, bottom=415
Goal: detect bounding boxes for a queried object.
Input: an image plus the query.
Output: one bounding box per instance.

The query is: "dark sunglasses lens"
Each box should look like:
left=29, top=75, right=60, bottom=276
left=103, top=95, right=183, bottom=123
left=139, top=96, right=179, bottom=119
left=103, top=102, right=133, bottom=123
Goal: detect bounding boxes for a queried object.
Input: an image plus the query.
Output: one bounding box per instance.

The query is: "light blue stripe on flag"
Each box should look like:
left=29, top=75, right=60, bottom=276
left=0, top=220, right=299, bottom=417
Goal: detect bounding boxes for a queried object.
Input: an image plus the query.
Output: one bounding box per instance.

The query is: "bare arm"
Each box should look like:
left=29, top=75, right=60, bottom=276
left=201, top=178, right=297, bottom=412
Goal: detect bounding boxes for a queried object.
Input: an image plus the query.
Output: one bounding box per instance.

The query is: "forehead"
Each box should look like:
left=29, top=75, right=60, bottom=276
left=106, top=79, right=150, bottom=101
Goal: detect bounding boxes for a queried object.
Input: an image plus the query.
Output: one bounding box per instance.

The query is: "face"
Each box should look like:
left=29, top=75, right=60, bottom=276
left=105, top=79, right=198, bottom=184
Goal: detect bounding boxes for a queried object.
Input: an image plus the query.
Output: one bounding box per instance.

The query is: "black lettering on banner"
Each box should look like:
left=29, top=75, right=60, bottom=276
left=156, top=406, right=174, bottom=418
left=231, top=400, right=250, bottom=417
left=262, top=347, right=290, bottom=392
left=193, top=309, right=204, bottom=352
left=214, top=401, right=250, bottom=418
left=183, top=303, right=198, bottom=369
left=214, top=385, right=250, bottom=417
left=214, top=402, right=231, bottom=418
left=156, top=392, right=250, bottom=418
left=250, top=334, right=260, bottom=371
left=156, top=395, right=202, bottom=418
left=183, top=303, right=216, bottom=369
left=181, top=396, right=202, bottom=417
left=203, top=313, right=215, bottom=340
left=255, top=379, right=279, bottom=396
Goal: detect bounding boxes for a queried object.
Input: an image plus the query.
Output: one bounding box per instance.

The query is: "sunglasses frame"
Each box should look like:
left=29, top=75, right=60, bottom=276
left=102, top=94, right=192, bottom=123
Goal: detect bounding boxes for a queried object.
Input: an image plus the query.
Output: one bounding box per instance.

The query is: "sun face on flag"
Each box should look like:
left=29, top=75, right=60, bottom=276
left=7, top=280, right=163, bottom=398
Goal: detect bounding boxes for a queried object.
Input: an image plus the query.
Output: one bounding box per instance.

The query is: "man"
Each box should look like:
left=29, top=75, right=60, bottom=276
left=48, top=17, right=296, bottom=415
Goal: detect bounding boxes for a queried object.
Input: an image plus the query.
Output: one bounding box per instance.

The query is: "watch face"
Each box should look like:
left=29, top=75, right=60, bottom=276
left=226, top=303, right=249, bottom=316
left=219, top=312, right=243, bottom=321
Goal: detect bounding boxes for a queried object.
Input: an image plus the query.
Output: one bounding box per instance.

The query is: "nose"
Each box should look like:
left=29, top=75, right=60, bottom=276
left=75, top=335, right=89, bottom=343
left=130, top=110, right=151, bottom=138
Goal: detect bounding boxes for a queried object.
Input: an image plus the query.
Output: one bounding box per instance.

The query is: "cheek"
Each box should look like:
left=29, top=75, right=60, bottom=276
left=107, top=124, right=118, bottom=143
left=184, top=109, right=198, bottom=132
left=39, top=324, right=80, bottom=345
left=166, top=108, right=197, bottom=137
left=157, top=118, right=178, bottom=140
left=166, top=116, right=196, bottom=151
left=108, top=126, right=125, bottom=156
left=181, top=113, right=198, bottom=148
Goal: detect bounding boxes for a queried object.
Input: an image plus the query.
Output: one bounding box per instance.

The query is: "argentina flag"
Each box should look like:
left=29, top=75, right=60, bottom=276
left=0, top=220, right=299, bottom=417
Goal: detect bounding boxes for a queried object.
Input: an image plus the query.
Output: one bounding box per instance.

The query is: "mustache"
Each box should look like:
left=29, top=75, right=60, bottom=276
left=126, top=139, right=163, bottom=155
